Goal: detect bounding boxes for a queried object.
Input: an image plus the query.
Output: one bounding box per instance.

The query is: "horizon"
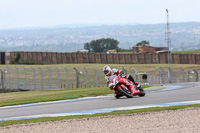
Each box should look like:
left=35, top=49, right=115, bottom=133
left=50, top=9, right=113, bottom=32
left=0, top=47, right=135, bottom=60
left=0, top=21, right=199, bottom=31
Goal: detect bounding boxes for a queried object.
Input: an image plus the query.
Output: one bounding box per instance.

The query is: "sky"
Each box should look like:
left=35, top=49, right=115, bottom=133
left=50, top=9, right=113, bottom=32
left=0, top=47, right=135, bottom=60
left=0, top=0, right=200, bottom=29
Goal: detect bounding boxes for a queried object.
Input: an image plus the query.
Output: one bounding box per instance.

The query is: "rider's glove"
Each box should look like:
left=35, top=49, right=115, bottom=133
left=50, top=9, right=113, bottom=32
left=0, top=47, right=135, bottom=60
left=134, top=81, right=138, bottom=85
left=109, top=83, right=115, bottom=90
left=136, top=85, right=141, bottom=89
left=119, top=70, right=124, bottom=77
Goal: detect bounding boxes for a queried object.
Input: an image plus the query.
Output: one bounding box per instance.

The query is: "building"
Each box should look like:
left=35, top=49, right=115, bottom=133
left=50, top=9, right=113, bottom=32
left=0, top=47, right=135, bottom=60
left=106, top=49, right=117, bottom=54
left=133, top=46, right=169, bottom=53
left=77, top=49, right=89, bottom=53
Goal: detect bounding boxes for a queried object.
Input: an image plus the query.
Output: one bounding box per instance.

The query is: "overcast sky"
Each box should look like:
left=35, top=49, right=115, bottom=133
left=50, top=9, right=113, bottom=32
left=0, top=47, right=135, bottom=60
left=0, top=0, right=199, bottom=29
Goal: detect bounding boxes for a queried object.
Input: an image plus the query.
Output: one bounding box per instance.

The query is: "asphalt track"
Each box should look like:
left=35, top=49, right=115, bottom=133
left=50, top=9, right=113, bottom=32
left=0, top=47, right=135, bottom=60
left=0, top=82, right=200, bottom=121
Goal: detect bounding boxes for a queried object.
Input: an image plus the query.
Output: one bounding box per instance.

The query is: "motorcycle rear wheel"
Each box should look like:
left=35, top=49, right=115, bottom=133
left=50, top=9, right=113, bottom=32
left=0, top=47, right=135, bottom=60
left=117, top=86, right=133, bottom=98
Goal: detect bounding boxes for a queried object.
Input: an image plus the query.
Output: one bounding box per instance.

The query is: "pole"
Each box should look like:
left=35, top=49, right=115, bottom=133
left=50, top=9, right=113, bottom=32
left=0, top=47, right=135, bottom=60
left=31, top=67, right=36, bottom=90
left=131, top=67, right=138, bottom=81
left=0, top=69, right=4, bottom=88
left=22, top=67, right=28, bottom=89
left=193, top=68, right=199, bottom=82
left=64, top=68, right=69, bottom=88
left=83, top=68, right=88, bottom=88
left=55, top=68, right=61, bottom=88
left=166, top=9, right=172, bottom=83
left=156, top=67, right=162, bottom=84
left=93, top=69, right=98, bottom=87
left=14, top=66, right=20, bottom=89
left=74, top=68, right=82, bottom=88
left=6, top=66, right=11, bottom=89
left=39, top=67, right=44, bottom=90
left=47, top=67, right=52, bottom=89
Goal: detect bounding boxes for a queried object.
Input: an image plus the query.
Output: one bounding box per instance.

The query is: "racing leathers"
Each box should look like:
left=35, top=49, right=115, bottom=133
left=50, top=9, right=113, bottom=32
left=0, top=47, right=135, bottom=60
left=105, top=68, right=138, bottom=86
left=105, top=68, right=139, bottom=98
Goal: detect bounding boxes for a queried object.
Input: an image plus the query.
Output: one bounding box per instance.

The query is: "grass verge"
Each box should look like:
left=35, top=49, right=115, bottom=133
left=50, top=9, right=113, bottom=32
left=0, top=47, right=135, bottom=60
left=0, top=85, right=150, bottom=107
left=172, top=49, right=200, bottom=54
left=0, top=87, right=112, bottom=107
left=1, top=64, right=199, bottom=73
left=1, top=104, right=200, bottom=127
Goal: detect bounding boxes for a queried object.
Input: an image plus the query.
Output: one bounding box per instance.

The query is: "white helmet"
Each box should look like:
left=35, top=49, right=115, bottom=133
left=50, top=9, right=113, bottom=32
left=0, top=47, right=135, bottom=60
left=103, top=65, right=111, bottom=76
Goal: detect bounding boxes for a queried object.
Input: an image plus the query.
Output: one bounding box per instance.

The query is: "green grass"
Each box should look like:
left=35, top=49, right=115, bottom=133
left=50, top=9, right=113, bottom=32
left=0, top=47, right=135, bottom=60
left=1, top=63, right=199, bottom=73
left=1, top=104, right=200, bottom=127
left=172, top=49, right=200, bottom=54
left=0, top=85, right=150, bottom=107
left=0, top=87, right=111, bottom=107
left=2, top=63, right=199, bottom=91
left=118, top=52, right=133, bottom=54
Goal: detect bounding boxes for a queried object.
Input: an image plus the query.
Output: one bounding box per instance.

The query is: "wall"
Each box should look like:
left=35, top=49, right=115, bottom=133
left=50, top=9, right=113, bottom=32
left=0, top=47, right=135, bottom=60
left=2, top=52, right=200, bottom=65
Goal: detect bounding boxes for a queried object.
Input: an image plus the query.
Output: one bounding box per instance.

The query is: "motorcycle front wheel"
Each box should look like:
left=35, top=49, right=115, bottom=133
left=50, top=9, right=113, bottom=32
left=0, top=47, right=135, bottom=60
left=117, top=86, right=133, bottom=98
left=138, top=87, right=146, bottom=97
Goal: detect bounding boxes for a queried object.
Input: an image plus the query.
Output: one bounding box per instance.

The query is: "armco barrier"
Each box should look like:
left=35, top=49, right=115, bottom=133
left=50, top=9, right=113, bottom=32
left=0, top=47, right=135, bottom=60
left=1, top=52, right=200, bottom=65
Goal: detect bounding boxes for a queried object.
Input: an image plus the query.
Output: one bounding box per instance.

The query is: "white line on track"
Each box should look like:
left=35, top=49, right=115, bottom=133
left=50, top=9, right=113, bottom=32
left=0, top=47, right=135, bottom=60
left=0, top=84, right=188, bottom=110
left=1, top=100, right=200, bottom=121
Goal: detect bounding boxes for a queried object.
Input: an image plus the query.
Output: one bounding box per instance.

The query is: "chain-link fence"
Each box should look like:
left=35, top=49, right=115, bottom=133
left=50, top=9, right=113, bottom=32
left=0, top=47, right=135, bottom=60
left=0, top=66, right=109, bottom=90
left=0, top=66, right=199, bottom=90
left=154, top=67, right=199, bottom=84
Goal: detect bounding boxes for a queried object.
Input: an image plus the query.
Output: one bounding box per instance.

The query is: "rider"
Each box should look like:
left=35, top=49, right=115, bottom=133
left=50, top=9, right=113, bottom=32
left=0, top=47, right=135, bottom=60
left=103, top=65, right=140, bottom=98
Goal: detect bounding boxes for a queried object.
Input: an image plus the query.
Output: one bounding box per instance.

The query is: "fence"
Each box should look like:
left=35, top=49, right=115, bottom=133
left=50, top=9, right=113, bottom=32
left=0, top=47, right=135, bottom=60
left=0, top=67, right=107, bottom=90
left=0, top=66, right=199, bottom=90
left=2, top=52, right=200, bottom=65
left=153, top=67, right=199, bottom=84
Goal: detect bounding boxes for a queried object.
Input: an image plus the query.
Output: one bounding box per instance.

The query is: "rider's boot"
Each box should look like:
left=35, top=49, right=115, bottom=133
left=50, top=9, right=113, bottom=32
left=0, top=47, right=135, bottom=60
left=128, top=75, right=138, bottom=86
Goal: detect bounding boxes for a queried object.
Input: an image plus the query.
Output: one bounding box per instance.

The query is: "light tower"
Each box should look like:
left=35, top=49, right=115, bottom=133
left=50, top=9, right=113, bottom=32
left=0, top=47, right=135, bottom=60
left=166, top=9, right=172, bottom=83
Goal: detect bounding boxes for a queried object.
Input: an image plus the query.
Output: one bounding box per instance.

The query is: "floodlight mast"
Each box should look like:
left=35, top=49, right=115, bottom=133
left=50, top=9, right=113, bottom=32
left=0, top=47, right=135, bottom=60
left=166, top=9, right=172, bottom=83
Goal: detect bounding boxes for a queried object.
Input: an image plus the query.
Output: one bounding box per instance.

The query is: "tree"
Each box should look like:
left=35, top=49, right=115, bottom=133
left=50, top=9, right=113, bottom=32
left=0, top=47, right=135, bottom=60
left=136, top=40, right=150, bottom=46
left=84, top=42, right=92, bottom=52
left=84, top=38, right=119, bottom=53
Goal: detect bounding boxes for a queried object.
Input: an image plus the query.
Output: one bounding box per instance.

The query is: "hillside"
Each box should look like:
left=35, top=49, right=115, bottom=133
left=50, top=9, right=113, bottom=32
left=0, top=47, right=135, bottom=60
left=0, top=22, right=200, bottom=52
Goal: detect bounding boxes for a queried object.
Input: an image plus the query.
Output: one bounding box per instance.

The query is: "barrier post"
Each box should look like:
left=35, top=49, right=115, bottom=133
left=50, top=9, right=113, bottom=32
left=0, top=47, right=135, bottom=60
left=131, top=67, right=138, bottom=81
left=39, top=67, right=44, bottom=90
left=180, top=68, right=185, bottom=82
left=31, top=67, right=36, bottom=90
left=93, top=69, right=98, bottom=87
left=22, top=67, right=28, bottom=89
left=64, top=68, right=69, bottom=88
left=74, top=68, right=82, bottom=88
left=47, top=67, right=52, bottom=89
left=83, top=68, right=88, bottom=88
left=0, top=69, right=4, bottom=88
left=55, top=68, right=61, bottom=88
left=193, top=68, right=199, bottom=82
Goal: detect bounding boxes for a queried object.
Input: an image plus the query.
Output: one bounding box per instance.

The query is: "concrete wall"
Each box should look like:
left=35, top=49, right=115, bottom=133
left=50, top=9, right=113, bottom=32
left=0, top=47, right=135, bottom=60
left=2, top=52, right=200, bottom=65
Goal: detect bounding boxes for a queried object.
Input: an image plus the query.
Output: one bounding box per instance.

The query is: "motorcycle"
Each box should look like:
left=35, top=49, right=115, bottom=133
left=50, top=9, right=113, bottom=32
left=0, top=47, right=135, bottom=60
left=109, top=75, right=145, bottom=99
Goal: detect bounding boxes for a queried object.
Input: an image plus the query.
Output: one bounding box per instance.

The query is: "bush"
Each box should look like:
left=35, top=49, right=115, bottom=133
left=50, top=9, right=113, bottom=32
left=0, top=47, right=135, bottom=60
left=18, top=60, right=36, bottom=65
left=11, top=52, right=36, bottom=65
left=13, top=52, right=21, bottom=63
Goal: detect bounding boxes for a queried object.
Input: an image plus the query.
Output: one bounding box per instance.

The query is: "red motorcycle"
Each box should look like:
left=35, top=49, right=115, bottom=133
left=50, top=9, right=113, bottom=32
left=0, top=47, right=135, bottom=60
left=109, top=75, right=145, bottom=99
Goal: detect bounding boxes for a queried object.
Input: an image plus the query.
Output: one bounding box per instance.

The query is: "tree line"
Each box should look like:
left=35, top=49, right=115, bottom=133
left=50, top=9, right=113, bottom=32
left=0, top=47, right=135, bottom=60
left=84, top=38, right=150, bottom=53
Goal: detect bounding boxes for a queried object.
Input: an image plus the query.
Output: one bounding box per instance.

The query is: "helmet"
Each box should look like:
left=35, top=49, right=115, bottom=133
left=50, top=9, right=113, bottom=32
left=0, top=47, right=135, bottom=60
left=103, top=65, right=111, bottom=76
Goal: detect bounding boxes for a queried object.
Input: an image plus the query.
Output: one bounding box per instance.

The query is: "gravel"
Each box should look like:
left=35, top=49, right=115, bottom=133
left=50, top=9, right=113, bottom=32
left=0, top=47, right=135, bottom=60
left=1, top=107, right=200, bottom=133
